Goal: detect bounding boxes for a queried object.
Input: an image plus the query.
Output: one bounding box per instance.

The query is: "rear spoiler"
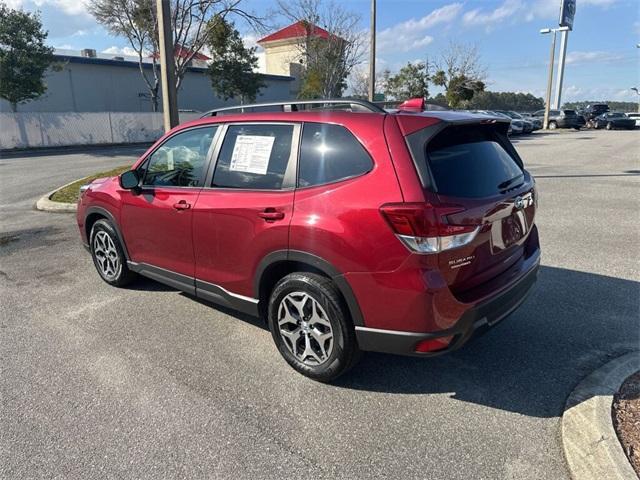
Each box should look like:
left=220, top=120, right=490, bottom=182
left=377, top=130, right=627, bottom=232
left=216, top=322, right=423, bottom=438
left=398, top=98, right=426, bottom=112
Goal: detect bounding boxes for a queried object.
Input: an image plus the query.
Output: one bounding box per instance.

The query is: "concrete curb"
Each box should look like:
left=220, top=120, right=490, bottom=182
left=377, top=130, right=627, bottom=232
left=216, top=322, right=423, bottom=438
left=562, top=351, right=640, bottom=480
left=35, top=178, right=80, bottom=213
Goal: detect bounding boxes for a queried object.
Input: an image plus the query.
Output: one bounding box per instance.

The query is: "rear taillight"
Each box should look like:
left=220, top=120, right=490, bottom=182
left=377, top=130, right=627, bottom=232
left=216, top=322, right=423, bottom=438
left=380, top=203, right=479, bottom=253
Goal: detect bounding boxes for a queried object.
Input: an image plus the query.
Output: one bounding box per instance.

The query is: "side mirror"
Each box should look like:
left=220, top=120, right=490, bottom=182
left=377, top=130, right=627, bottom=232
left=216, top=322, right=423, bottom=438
left=119, top=170, right=140, bottom=190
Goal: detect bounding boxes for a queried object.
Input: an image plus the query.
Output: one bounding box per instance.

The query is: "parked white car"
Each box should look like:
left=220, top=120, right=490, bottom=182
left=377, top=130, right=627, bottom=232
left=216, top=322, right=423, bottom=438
left=626, top=113, right=640, bottom=127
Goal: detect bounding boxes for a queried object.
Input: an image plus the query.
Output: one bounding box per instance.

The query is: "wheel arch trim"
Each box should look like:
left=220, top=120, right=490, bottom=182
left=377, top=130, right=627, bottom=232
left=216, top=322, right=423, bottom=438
left=85, top=206, right=130, bottom=260
left=254, top=250, right=365, bottom=326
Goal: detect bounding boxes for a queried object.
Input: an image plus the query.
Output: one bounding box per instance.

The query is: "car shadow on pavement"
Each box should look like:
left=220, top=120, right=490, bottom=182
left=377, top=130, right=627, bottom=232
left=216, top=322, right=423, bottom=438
left=333, top=265, right=639, bottom=418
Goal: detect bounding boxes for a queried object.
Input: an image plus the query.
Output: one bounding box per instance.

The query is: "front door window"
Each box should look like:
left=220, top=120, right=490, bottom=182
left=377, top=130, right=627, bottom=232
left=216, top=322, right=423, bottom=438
left=139, top=126, right=217, bottom=188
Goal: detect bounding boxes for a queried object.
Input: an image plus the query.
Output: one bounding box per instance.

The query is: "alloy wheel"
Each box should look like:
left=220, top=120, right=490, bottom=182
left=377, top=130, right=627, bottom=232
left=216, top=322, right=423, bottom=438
left=277, top=292, right=334, bottom=366
left=93, top=230, right=121, bottom=280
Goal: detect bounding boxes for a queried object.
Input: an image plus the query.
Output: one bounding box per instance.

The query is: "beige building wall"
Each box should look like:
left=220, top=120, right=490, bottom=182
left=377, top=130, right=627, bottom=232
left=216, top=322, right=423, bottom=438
left=260, top=39, right=304, bottom=77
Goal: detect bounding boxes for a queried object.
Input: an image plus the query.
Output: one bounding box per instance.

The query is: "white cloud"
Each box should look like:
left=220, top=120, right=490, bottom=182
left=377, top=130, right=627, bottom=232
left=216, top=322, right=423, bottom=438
left=525, top=0, right=618, bottom=22
left=102, top=46, right=145, bottom=57
left=11, top=0, right=89, bottom=17
left=4, top=0, right=26, bottom=8
left=555, top=85, right=637, bottom=102
left=565, top=50, right=625, bottom=65
left=411, top=36, right=434, bottom=49
left=460, top=0, right=620, bottom=26
left=463, top=0, right=522, bottom=28
left=241, top=33, right=263, bottom=51
left=580, top=0, right=618, bottom=6
left=7, top=0, right=95, bottom=38
left=377, top=3, right=462, bottom=54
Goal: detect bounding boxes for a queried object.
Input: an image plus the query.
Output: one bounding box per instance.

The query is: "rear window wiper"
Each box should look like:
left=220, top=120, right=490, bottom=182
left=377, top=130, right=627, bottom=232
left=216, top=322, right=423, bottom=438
left=498, top=174, right=524, bottom=192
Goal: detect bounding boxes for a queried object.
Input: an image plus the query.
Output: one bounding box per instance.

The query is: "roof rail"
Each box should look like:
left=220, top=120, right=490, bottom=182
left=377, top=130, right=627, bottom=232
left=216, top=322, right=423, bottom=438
left=200, top=98, right=386, bottom=117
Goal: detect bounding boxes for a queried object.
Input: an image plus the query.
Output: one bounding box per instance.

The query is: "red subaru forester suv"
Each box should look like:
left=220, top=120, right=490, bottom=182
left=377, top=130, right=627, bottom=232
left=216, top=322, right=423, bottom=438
left=77, top=99, right=540, bottom=382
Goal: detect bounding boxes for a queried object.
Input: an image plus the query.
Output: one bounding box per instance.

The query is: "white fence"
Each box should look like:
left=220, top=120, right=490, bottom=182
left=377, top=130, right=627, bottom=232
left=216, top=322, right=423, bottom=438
left=0, top=112, right=202, bottom=150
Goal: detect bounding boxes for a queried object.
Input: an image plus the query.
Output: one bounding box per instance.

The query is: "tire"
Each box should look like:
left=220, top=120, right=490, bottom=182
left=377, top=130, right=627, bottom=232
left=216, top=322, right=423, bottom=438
left=89, top=219, right=137, bottom=287
left=548, top=121, right=557, bottom=130
left=268, top=272, right=361, bottom=382
left=606, top=122, right=612, bottom=130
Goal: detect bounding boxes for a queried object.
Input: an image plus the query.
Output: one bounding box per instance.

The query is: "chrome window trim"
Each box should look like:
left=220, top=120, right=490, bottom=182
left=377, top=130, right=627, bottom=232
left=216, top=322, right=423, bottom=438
left=137, top=124, right=222, bottom=189
left=295, top=121, right=375, bottom=190
left=203, top=122, right=301, bottom=192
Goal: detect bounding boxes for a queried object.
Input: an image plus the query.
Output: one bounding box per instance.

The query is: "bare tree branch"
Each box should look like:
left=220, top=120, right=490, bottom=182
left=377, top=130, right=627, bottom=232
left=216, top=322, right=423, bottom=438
left=276, top=0, right=365, bottom=98
left=88, top=0, right=266, bottom=108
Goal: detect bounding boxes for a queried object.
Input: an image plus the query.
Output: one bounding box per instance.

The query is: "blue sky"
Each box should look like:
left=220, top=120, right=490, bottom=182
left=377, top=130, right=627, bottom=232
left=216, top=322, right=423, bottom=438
left=6, top=0, right=640, bottom=102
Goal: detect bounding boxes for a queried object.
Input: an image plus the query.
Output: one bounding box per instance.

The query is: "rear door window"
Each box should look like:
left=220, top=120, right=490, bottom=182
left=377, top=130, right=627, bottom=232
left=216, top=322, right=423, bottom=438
left=212, top=124, right=294, bottom=190
left=426, top=125, right=523, bottom=198
left=298, top=123, right=373, bottom=187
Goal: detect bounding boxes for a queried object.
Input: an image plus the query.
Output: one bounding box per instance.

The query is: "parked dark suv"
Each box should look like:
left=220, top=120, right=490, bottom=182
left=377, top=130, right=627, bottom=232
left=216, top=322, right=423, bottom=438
left=583, top=103, right=610, bottom=122
left=533, top=109, right=581, bottom=129
left=77, top=99, right=540, bottom=381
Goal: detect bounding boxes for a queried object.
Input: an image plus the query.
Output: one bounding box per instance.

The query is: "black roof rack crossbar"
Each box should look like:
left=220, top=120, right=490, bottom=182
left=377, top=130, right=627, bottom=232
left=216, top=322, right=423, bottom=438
left=200, top=98, right=386, bottom=117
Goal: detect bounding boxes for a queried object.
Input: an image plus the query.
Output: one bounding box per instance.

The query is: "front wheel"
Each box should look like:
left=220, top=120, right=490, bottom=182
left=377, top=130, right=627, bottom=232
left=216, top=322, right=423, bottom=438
left=548, top=121, right=557, bottom=130
left=90, top=219, right=137, bottom=287
left=268, top=273, right=361, bottom=382
left=606, top=122, right=613, bottom=130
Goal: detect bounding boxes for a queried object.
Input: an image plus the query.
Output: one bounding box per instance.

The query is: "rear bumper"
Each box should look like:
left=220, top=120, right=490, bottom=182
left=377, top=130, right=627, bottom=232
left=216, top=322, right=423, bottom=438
left=355, top=253, right=539, bottom=356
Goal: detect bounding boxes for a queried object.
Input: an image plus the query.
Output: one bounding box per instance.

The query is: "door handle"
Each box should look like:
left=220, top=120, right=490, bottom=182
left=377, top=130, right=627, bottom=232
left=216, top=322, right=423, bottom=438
left=258, top=209, right=285, bottom=221
left=173, top=200, right=191, bottom=210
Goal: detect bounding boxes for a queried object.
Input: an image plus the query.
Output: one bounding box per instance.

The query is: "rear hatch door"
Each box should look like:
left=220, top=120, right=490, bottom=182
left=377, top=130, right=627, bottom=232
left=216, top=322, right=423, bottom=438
left=405, top=119, right=536, bottom=294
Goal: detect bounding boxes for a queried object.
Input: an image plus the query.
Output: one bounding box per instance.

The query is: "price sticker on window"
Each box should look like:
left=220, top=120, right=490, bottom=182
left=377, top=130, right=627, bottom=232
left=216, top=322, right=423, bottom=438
left=229, top=135, right=275, bottom=175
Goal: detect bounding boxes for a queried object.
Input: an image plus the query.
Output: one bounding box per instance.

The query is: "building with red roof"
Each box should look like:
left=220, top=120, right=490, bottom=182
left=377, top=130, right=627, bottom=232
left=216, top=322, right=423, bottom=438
left=257, top=21, right=339, bottom=78
left=257, top=21, right=331, bottom=44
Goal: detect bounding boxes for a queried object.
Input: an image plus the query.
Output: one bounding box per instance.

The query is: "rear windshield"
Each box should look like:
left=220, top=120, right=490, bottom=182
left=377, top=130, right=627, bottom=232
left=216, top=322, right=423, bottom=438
left=425, top=125, right=523, bottom=198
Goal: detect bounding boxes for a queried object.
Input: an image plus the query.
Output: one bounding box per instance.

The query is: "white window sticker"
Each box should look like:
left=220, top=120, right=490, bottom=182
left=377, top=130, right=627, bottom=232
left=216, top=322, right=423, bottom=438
left=229, top=135, right=275, bottom=175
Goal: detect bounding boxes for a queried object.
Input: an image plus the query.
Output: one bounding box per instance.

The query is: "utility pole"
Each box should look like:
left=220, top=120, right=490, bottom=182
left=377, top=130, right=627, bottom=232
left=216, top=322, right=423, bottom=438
left=553, top=28, right=569, bottom=109
left=368, top=0, right=376, bottom=102
left=540, top=28, right=557, bottom=130
left=425, top=56, right=430, bottom=95
left=157, top=0, right=179, bottom=132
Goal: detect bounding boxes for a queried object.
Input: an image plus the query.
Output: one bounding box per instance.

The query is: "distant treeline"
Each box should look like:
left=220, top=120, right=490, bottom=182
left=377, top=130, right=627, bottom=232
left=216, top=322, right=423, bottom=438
left=463, top=91, right=545, bottom=112
left=562, top=101, right=639, bottom=112
left=423, top=91, right=545, bottom=112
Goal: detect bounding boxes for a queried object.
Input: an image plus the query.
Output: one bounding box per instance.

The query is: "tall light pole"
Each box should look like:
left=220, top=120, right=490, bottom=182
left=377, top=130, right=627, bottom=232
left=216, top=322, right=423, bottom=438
left=540, top=28, right=557, bottom=130
left=540, top=26, right=569, bottom=129
left=368, top=0, right=376, bottom=102
left=553, top=27, right=569, bottom=109
left=554, top=0, right=575, bottom=110
left=157, top=0, right=179, bottom=132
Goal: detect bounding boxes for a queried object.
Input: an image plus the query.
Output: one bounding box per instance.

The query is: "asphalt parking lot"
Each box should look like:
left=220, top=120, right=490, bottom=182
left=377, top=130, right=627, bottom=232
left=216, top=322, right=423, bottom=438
left=1, top=130, right=639, bottom=479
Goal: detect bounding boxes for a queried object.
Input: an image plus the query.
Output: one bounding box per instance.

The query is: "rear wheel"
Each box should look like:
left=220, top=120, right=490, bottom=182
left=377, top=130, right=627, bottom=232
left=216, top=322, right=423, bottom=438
left=268, top=273, right=361, bottom=382
left=606, top=122, right=613, bottom=130
left=548, top=121, right=557, bottom=130
left=90, top=219, right=136, bottom=287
